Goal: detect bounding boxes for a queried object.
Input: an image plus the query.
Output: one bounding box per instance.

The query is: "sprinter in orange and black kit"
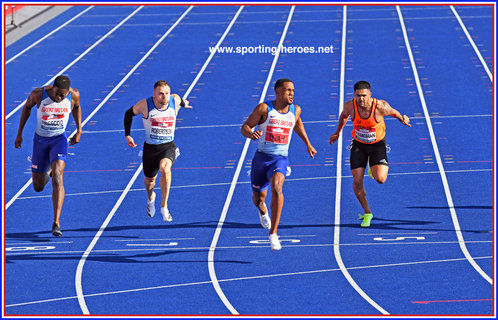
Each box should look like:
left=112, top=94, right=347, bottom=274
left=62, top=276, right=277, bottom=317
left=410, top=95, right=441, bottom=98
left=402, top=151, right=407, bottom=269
left=329, top=81, right=412, bottom=227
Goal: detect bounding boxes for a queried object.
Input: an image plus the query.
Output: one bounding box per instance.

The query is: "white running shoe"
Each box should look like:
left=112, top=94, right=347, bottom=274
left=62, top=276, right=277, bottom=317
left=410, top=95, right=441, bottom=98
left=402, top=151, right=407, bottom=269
left=269, top=234, right=282, bottom=251
left=147, top=192, right=156, bottom=218
left=259, top=213, right=271, bottom=230
left=161, top=207, right=173, bottom=222
left=259, top=203, right=271, bottom=230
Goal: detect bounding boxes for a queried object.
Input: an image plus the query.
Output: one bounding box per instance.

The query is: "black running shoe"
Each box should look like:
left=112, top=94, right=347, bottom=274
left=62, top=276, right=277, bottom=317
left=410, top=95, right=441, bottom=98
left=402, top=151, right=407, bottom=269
left=52, top=222, right=62, bottom=237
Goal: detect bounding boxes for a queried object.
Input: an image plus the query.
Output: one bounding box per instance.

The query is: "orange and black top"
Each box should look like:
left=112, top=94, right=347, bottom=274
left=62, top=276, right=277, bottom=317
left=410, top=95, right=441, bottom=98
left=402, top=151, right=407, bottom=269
left=350, top=98, right=386, bottom=144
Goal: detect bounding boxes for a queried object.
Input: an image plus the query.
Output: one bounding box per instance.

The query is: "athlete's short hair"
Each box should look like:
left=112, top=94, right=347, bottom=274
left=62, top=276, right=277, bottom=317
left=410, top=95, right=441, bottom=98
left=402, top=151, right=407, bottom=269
left=154, top=80, right=170, bottom=89
left=274, top=78, right=293, bottom=91
left=53, top=75, right=71, bottom=90
left=354, top=81, right=371, bottom=91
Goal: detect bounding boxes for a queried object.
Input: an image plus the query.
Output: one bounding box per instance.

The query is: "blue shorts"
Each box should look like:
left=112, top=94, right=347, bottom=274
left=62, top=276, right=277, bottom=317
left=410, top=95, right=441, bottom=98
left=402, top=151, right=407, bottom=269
left=251, top=151, right=289, bottom=192
left=31, top=133, right=68, bottom=173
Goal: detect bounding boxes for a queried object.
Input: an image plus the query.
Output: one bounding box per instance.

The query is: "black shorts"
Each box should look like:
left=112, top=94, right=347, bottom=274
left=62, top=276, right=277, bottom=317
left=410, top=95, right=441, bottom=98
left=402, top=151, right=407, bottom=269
left=350, top=139, right=389, bottom=170
left=143, top=141, right=178, bottom=178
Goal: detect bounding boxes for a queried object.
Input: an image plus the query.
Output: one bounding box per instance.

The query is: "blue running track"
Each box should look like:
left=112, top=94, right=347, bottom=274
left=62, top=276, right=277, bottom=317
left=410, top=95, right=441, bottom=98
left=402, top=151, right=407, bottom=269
left=2, top=4, right=495, bottom=316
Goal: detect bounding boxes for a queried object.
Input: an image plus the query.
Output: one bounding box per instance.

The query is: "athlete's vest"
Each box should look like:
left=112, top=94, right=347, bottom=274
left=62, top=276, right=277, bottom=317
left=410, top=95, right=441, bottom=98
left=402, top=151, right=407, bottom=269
left=257, top=101, right=296, bottom=156
left=351, top=98, right=386, bottom=144
left=143, top=96, right=176, bottom=145
left=35, top=87, right=72, bottom=137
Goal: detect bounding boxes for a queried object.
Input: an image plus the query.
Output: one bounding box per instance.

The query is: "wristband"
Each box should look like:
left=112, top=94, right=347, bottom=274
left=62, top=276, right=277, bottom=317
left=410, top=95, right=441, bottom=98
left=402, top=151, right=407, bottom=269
left=180, top=98, right=186, bottom=108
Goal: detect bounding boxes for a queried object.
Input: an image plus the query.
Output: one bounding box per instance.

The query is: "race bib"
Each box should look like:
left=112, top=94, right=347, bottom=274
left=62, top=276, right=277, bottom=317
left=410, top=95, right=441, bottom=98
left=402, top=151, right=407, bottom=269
left=150, top=116, right=174, bottom=141
left=355, top=128, right=377, bottom=143
left=265, top=125, right=290, bottom=144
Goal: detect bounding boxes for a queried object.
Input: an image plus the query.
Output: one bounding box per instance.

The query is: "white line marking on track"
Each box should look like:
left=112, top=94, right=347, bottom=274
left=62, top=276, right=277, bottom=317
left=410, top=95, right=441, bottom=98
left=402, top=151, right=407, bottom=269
left=5, top=6, right=145, bottom=210
left=205, top=6, right=247, bottom=315
left=5, top=6, right=137, bottom=120
left=6, top=240, right=493, bottom=256
left=450, top=5, right=492, bottom=82
left=74, top=6, right=194, bottom=315
left=115, top=238, right=194, bottom=242
left=236, top=235, right=316, bottom=239
left=6, top=6, right=94, bottom=65
left=7, top=255, right=491, bottom=309
left=126, top=243, right=178, bottom=247
left=397, top=6, right=492, bottom=285
left=333, top=6, right=389, bottom=315
left=358, top=232, right=438, bottom=236
left=6, top=241, right=73, bottom=245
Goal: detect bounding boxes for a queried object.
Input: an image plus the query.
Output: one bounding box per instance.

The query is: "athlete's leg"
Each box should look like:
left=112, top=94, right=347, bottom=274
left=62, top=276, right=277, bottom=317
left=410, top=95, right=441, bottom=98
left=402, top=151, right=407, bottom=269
left=252, top=189, right=268, bottom=214
left=144, top=175, right=157, bottom=201
left=370, top=164, right=388, bottom=184
left=352, top=167, right=371, bottom=213
left=158, top=157, right=173, bottom=208
left=31, top=135, right=50, bottom=192
left=32, top=172, right=50, bottom=192
left=51, top=160, right=65, bottom=225
left=269, top=172, right=285, bottom=235
left=368, top=139, right=389, bottom=184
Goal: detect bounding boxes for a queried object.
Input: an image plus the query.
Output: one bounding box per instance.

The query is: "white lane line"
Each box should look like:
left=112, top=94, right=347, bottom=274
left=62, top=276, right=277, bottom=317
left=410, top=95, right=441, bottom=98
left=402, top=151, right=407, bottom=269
left=6, top=6, right=94, bottom=64
left=397, top=5, right=492, bottom=285
left=6, top=178, right=33, bottom=209
left=6, top=240, right=493, bottom=256
left=6, top=241, right=73, bottom=245
left=236, top=235, right=316, bottom=239
left=450, top=5, right=492, bottom=82
left=75, top=164, right=144, bottom=314
left=115, top=238, right=195, bottom=242
left=7, top=255, right=492, bottom=309
left=332, top=6, right=389, bottom=315
left=74, top=6, right=194, bottom=315
left=5, top=6, right=141, bottom=120
left=204, top=6, right=245, bottom=315
left=14, top=168, right=492, bottom=201
left=5, top=6, right=145, bottom=211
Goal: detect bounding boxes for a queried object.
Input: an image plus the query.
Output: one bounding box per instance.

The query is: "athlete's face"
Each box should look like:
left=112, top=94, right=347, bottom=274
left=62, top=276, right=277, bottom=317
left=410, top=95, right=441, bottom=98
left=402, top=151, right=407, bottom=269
left=354, top=88, right=372, bottom=108
left=275, top=81, right=295, bottom=105
left=153, top=85, right=171, bottom=106
left=53, top=87, right=70, bottom=103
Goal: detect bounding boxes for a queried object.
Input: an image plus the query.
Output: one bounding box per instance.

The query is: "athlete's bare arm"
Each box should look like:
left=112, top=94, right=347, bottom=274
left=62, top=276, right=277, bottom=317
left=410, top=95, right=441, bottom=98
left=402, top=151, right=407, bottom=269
left=69, top=88, right=82, bottom=145
left=172, top=94, right=192, bottom=117
left=15, top=88, right=43, bottom=149
left=329, top=100, right=353, bottom=144
left=293, top=105, right=316, bottom=158
left=241, top=103, right=267, bottom=140
left=377, top=99, right=411, bottom=127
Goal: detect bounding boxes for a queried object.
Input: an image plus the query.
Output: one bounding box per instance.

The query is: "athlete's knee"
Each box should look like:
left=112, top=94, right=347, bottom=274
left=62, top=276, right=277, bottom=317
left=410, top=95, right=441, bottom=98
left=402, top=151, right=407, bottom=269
left=33, top=183, right=45, bottom=192
left=160, top=165, right=172, bottom=176
left=375, top=176, right=387, bottom=184
left=144, top=176, right=155, bottom=185
left=271, top=184, right=284, bottom=198
left=374, top=167, right=388, bottom=184
left=352, top=177, right=364, bottom=189
left=252, top=192, right=264, bottom=203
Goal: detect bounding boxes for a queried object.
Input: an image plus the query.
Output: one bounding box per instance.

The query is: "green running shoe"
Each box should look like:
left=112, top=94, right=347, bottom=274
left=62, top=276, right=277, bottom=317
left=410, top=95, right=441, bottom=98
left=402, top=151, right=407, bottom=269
left=358, top=213, right=373, bottom=227
left=368, top=166, right=374, bottom=179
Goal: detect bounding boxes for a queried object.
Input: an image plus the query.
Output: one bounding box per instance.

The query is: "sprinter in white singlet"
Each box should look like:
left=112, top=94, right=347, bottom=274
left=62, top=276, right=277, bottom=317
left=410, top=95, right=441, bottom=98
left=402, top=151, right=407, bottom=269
left=124, top=80, right=192, bottom=222
left=15, top=75, right=82, bottom=237
left=241, top=79, right=317, bottom=251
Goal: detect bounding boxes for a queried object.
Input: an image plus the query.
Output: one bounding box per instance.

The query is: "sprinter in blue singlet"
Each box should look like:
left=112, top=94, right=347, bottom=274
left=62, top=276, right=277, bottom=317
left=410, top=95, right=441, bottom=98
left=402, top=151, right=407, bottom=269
left=124, top=80, right=192, bottom=222
left=15, top=75, right=82, bottom=237
left=241, top=79, right=317, bottom=251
